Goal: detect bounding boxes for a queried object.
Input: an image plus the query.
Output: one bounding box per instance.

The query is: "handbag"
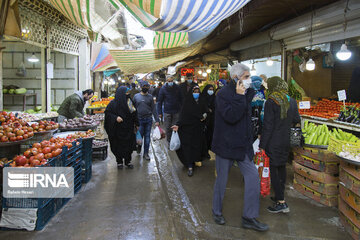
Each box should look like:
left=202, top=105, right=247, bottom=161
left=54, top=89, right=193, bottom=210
left=290, top=127, right=303, bottom=147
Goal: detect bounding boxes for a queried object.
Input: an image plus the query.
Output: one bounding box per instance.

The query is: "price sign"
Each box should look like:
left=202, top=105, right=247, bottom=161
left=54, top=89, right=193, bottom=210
left=337, top=90, right=347, bottom=101
left=299, top=101, right=311, bottom=109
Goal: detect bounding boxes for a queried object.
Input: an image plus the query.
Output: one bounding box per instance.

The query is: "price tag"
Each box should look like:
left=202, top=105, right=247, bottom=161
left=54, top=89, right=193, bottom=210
left=337, top=90, right=347, bottom=101
left=299, top=101, right=310, bottom=109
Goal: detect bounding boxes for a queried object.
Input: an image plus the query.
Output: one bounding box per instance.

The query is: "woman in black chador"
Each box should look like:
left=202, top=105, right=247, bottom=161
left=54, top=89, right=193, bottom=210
left=201, top=84, right=216, bottom=159
left=105, top=86, right=139, bottom=169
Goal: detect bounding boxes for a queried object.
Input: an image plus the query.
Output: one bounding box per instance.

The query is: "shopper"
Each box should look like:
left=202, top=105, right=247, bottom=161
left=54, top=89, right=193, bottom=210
left=152, top=82, right=163, bottom=102
left=211, top=63, right=269, bottom=232
left=260, top=74, right=268, bottom=90
left=58, top=89, right=94, bottom=122
left=171, top=86, right=207, bottom=177
left=251, top=76, right=266, bottom=140
left=259, top=76, right=300, bottom=213
left=179, top=73, right=198, bottom=100
left=348, top=66, right=360, bottom=103
left=157, top=75, right=183, bottom=143
left=201, top=84, right=216, bottom=159
left=104, top=86, right=139, bottom=169
left=129, top=82, right=140, bottom=100
left=133, top=81, right=160, bottom=161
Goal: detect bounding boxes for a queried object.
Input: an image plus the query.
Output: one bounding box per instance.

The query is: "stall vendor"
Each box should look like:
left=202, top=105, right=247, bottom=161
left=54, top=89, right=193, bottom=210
left=58, top=89, right=94, bottom=122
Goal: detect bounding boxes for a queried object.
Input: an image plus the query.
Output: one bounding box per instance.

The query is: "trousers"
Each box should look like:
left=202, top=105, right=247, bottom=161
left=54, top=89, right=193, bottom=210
left=164, top=113, right=180, bottom=143
left=270, top=164, right=287, bottom=201
left=139, top=117, right=153, bottom=154
left=212, top=154, right=260, bottom=219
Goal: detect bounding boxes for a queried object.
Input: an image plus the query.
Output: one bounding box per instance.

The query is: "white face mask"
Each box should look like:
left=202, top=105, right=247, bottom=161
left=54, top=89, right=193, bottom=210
left=207, top=90, right=214, bottom=96
left=242, top=79, right=252, bottom=89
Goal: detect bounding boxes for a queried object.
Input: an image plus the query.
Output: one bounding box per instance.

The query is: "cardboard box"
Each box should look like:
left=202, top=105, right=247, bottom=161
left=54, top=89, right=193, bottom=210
left=294, top=152, right=339, bottom=174
left=293, top=161, right=338, bottom=184
left=339, top=197, right=360, bottom=230
left=341, top=161, right=360, bottom=181
left=339, top=183, right=360, bottom=214
left=340, top=167, right=360, bottom=196
left=294, top=173, right=338, bottom=195
left=339, top=212, right=360, bottom=240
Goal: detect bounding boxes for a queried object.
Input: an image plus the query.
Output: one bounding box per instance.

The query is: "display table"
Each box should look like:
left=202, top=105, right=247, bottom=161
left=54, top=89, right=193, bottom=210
left=4, top=94, right=37, bottom=111
left=301, top=116, right=360, bottom=133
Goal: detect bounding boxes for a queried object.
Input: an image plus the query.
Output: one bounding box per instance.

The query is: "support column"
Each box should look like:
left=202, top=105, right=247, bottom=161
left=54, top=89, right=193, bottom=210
left=0, top=42, right=3, bottom=110
left=79, top=39, right=91, bottom=90
left=41, top=47, right=46, bottom=112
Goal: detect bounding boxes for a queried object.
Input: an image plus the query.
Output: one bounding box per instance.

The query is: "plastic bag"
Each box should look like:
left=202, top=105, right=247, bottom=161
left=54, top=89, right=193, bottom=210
left=254, top=150, right=270, bottom=197
left=169, top=131, right=181, bottom=151
left=152, top=126, right=161, bottom=140
left=136, top=130, right=142, bottom=145
left=253, top=139, right=260, bottom=154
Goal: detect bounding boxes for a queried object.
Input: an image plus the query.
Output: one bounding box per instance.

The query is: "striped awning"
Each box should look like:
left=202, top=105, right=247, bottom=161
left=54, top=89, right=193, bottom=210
left=153, top=32, right=188, bottom=49
left=109, top=42, right=202, bottom=74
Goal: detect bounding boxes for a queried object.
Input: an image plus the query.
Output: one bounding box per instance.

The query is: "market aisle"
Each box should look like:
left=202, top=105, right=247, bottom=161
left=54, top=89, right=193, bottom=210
left=0, top=146, right=179, bottom=240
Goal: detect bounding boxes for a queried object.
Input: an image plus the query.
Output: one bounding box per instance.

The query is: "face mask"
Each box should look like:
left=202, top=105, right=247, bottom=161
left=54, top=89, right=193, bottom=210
left=193, top=93, right=200, bottom=100
left=207, top=90, right=214, bottom=96
left=187, top=79, right=193, bottom=84
left=168, top=82, right=173, bottom=86
left=141, top=87, right=149, bottom=93
left=242, top=79, right=252, bottom=89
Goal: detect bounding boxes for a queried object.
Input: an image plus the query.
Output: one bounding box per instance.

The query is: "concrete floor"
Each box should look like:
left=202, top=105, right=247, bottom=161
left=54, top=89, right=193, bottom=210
left=0, top=138, right=350, bottom=240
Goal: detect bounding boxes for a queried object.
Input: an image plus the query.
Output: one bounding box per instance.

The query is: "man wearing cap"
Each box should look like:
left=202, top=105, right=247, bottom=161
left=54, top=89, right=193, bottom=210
left=180, top=73, right=198, bottom=101
left=157, top=75, right=183, bottom=143
left=133, top=81, right=160, bottom=160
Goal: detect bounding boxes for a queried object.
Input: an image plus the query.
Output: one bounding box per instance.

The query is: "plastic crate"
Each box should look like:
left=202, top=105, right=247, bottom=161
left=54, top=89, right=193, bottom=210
left=53, top=198, right=64, bottom=212
left=35, top=199, right=55, bottom=230
left=2, top=197, right=52, bottom=209
left=82, top=165, right=92, bottom=183
left=82, top=138, right=93, bottom=168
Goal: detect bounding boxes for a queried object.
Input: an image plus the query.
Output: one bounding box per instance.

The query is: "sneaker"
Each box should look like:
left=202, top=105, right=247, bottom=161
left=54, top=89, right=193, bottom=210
left=267, top=202, right=290, bottom=213
left=117, top=163, right=123, bottom=169
left=242, top=217, right=269, bottom=232
left=213, top=213, right=226, bottom=225
left=187, top=168, right=194, bottom=177
left=144, top=153, right=150, bottom=161
left=125, top=164, right=134, bottom=169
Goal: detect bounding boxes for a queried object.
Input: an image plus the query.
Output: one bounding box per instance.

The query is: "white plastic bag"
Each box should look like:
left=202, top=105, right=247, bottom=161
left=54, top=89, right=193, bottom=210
left=0, top=208, right=37, bottom=231
left=152, top=126, right=161, bottom=140
left=169, top=131, right=181, bottom=151
left=253, top=138, right=260, bottom=154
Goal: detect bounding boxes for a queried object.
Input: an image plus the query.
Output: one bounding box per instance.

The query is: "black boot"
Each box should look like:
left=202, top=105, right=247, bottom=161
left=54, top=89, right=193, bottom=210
left=187, top=168, right=193, bottom=177
left=242, top=217, right=269, bottom=232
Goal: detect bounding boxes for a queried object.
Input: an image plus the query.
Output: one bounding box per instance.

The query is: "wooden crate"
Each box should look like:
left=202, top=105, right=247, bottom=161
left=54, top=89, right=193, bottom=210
left=340, top=167, right=360, bottom=196
left=293, top=161, right=338, bottom=184
left=341, top=161, right=360, bottom=181
left=294, top=173, right=338, bottom=195
left=339, top=184, right=360, bottom=214
left=339, top=212, right=360, bottom=240
left=294, top=153, right=339, bottom=174
left=293, top=147, right=340, bottom=164
left=293, top=179, right=338, bottom=207
left=339, top=197, right=360, bottom=229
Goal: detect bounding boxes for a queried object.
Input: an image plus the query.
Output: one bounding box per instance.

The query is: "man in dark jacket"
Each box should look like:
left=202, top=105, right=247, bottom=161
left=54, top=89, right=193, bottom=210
left=157, top=75, right=183, bottom=143
left=179, top=73, right=198, bottom=101
left=58, top=89, right=94, bottom=122
left=152, top=82, right=163, bottom=102
left=212, top=63, right=269, bottom=232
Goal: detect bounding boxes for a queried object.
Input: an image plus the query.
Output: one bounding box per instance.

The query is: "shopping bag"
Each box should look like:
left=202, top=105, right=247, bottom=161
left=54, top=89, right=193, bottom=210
left=136, top=130, right=142, bottom=145
left=169, top=131, right=181, bottom=151
left=254, top=150, right=270, bottom=197
left=159, top=126, right=166, bottom=139
left=152, top=126, right=161, bottom=140
left=253, top=139, right=260, bottom=154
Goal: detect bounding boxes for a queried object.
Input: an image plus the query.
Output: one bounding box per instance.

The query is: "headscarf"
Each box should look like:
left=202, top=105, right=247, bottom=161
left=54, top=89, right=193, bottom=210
left=201, top=84, right=215, bottom=110
left=112, top=86, right=136, bottom=114
left=267, top=76, right=290, bottom=119
left=251, top=76, right=263, bottom=91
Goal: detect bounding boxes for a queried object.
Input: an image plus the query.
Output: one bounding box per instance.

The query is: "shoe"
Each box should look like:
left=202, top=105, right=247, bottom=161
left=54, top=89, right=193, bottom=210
left=125, top=164, right=134, bottom=169
left=213, top=213, right=226, bottom=225
left=117, top=163, right=123, bottom=169
left=136, top=145, right=142, bottom=154
left=267, top=202, right=290, bottom=213
left=242, top=217, right=269, bottom=232
left=195, top=161, right=202, bottom=167
left=187, top=168, right=193, bottom=177
left=144, top=153, right=150, bottom=161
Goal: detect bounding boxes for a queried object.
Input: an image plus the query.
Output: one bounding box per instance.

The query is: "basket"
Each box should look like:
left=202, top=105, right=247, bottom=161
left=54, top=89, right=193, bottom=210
left=328, top=136, right=360, bottom=155
left=290, top=127, right=303, bottom=147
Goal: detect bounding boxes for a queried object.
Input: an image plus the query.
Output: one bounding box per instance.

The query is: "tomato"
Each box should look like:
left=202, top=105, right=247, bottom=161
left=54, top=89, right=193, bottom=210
left=23, top=134, right=29, bottom=139
left=41, top=140, right=50, bottom=148
left=30, top=159, right=41, bottom=167
left=42, top=147, right=52, bottom=154
left=50, top=137, right=56, bottom=143
left=35, top=153, right=44, bottom=160
left=44, top=153, right=52, bottom=159
left=10, top=136, right=17, bottom=142
left=16, top=136, right=23, bottom=141
left=24, top=150, right=31, bottom=158
left=30, top=147, right=38, bottom=155
left=52, top=148, right=62, bottom=157
left=33, top=143, right=41, bottom=149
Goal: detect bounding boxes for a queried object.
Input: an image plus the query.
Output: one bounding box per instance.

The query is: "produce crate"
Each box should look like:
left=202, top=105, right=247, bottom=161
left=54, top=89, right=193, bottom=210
left=294, top=173, right=338, bottom=195
left=341, top=161, right=360, bottom=181
left=35, top=199, right=55, bottom=230
left=82, top=138, right=93, bottom=169
left=339, top=197, right=360, bottom=229
left=328, top=136, right=360, bottom=156
left=293, top=179, right=338, bottom=207
left=92, top=139, right=108, bottom=160
left=340, top=184, right=360, bottom=214
left=82, top=165, right=92, bottom=183
left=53, top=198, right=64, bottom=212
left=293, top=161, right=338, bottom=184
left=340, top=167, right=360, bottom=196
left=293, top=152, right=339, bottom=174
left=293, top=147, right=340, bottom=163
left=339, top=212, right=360, bottom=240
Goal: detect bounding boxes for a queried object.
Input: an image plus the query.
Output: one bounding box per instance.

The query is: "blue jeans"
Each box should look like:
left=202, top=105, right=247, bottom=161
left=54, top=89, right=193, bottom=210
left=139, top=117, right=153, bottom=154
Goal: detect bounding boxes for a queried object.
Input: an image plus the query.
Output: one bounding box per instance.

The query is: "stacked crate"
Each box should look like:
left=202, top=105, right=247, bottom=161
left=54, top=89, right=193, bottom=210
left=81, top=138, right=93, bottom=183
left=339, top=160, right=360, bottom=240
left=292, top=147, right=339, bottom=207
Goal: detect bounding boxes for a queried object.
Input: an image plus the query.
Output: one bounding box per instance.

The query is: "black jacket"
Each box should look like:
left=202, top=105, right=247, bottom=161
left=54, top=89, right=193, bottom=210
left=157, top=83, right=183, bottom=115
left=179, top=81, right=198, bottom=101
left=259, top=97, right=300, bottom=166
left=212, top=81, right=255, bottom=161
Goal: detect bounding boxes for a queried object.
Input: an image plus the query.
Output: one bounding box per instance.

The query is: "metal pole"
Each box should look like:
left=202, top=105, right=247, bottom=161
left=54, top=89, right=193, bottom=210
left=41, top=47, right=46, bottom=112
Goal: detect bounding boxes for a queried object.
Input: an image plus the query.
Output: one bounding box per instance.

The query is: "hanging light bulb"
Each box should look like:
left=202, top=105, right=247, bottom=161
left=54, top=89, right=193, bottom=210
left=121, top=79, right=126, bottom=83
left=336, top=43, right=352, bottom=61
left=306, top=58, right=315, bottom=71
left=206, top=68, right=211, bottom=74
left=202, top=72, right=207, bottom=77
left=198, top=70, right=202, bottom=75
left=266, top=57, right=274, bottom=66
left=28, top=53, right=39, bottom=63
left=250, top=64, right=257, bottom=76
